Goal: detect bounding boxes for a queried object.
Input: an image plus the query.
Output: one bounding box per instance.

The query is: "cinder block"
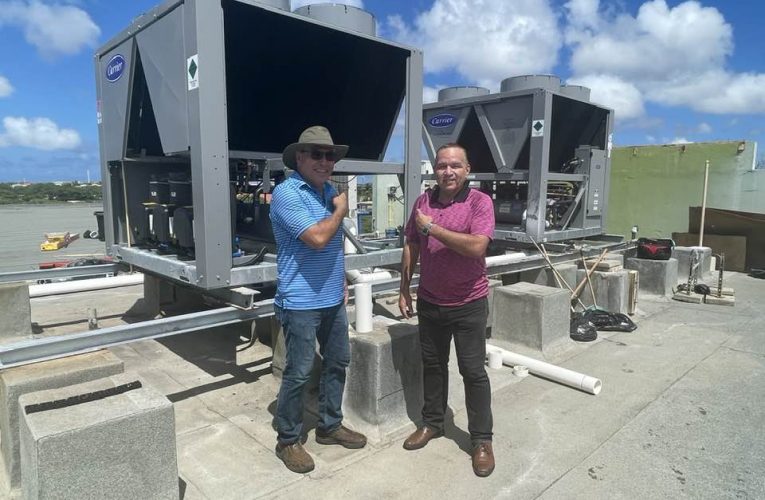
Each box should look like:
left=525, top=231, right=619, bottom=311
left=673, top=246, right=712, bottom=281
left=486, top=279, right=502, bottom=329
left=625, top=258, right=678, bottom=296
left=491, top=282, right=570, bottom=356
left=344, top=320, right=422, bottom=444
left=0, top=350, right=124, bottom=492
left=268, top=317, right=286, bottom=380
left=576, top=269, right=631, bottom=314
left=19, top=373, right=178, bottom=500
left=0, top=283, right=32, bottom=338
left=521, top=264, right=577, bottom=291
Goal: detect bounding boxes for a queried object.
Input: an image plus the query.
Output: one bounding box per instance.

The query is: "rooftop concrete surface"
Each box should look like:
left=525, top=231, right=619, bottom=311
left=18, top=271, right=765, bottom=499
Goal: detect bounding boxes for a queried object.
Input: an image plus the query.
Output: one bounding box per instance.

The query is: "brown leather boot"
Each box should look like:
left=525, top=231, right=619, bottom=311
left=275, top=441, right=315, bottom=473
left=403, top=427, right=444, bottom=450
left=316, top=425, right=367, bottom=449
left=472, top=442, right=495, bottom=477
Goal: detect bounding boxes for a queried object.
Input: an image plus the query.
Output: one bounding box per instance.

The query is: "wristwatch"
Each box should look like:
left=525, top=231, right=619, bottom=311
left=421, top=222, right=433, bottom=236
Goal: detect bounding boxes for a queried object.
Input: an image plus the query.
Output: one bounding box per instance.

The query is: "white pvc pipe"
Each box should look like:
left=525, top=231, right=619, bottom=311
left=487, top=350, right=503, bottom=370
left=699, top=159, right=710, bottom=247
left=486, top=345, right=602, bottom=395
left=354, top=282, right=373, bottom=333
left=485, top=252, right=526, bottom=266
left=29, top=273, right=144, bottom=298
left=345, top=268, right=392, bottom=284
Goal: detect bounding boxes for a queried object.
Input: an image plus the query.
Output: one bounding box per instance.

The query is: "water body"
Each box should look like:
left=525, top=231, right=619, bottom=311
left=0, top=203, right=106, bottom=272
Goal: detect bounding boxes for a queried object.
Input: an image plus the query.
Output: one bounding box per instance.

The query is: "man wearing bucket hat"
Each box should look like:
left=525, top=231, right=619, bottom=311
left=398, top=142, right=496, bottom=477
left=270, top=125, right=366, bottom=474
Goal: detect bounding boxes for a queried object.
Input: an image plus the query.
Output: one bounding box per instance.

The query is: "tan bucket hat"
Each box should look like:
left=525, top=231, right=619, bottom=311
left=282, top=125, right=349, bottom=169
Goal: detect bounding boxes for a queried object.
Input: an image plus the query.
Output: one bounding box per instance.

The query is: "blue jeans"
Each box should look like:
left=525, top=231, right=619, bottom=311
left=274, top=303, right=350, bottom=444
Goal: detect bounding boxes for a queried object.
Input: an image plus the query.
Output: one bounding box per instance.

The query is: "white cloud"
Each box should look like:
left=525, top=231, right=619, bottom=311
left=564, top=0, right=765, bottom=116
left=389, top=0, right=562, bottom=89
left=567, top=74, right=645, bottom=120
left=647, top=71, right=765, bottom=114
left=670, top=137, right=692, bottom=144
left=291, top=0, right=364, bottom=10
left=696, top=122, right=712, bottom=134
left=0, top=76, right=13, bottom=97
left=0, top=0, right=100, bottom=58
left=566, top=0, right=731, bottom=80
left=0, top=116, right=81, bottom=150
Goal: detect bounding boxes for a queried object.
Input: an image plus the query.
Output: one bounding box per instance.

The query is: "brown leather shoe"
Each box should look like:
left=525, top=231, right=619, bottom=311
left=275, top=441, right=315, bottom=474
left=403, top=426, right=444, bottom=450
left=316, top=424, right=367, bottom=449
left=472, top=442, right=495, bottom=477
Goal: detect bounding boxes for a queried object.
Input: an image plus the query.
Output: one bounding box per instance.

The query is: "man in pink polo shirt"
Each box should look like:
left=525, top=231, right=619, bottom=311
left=398, top=143, right=496, bottom=477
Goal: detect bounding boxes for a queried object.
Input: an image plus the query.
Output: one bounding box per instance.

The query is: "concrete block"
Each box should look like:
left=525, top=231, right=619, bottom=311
left=576, top=269, right=631, bottom=314
left=605, top=253, right=625, bottom=266
left=0, top=350, right=123, bottom=492
left=672, top=292, right=703, bottom=304
left=625, top=258, right=678, bottom=296
left=672, top=233, right=747, bottom=272
left=486, top=279, right=502, bottom=329
left=673, top=246, right=712, bottom=281
left=0, top=283, right=32, bottom=339
left=521, top=264, right=577, bottom=290
left=583, top=259, right=623, bottom=272
left=344, top=319, right=422, bottom=444
left=500, top=272, right=520, bottom=285
left=491, top=282, right=571, bottom=357
left=268, top=316, right=286, bottom=380
left=19, top=373, right=178, bottom=500
left=704, top=295, right=735, bottom=306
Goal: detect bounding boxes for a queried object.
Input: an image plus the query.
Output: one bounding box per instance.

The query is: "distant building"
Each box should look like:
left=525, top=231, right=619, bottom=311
left=607, top=140, right=763, bottom=239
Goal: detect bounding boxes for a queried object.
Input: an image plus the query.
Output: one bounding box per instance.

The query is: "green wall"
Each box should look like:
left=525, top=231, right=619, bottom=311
left=606, top=141, right=763, bottom=239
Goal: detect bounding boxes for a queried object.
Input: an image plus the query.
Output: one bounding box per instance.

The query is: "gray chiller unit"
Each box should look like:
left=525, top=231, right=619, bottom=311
left=423, top=74, right=613, bottom=243
left=95, top=0, right=423, bottom=289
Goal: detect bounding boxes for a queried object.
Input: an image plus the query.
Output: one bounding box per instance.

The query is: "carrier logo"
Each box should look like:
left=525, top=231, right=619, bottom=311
left=428, top=113, right=456, bottom=128
left=105, top=54, right=126, bottom=82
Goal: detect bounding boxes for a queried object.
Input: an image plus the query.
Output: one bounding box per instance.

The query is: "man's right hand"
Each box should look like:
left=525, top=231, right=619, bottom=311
left=333, top=192, right=349, bottom=218
left=398, top=290, right=414, bottom=319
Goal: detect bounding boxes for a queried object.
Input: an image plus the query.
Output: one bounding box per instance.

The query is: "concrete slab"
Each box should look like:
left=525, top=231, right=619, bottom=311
left=538, top=347, right=765, bottom=500
left=703, top=295, right=735, bottom=306
left=8, top=270, right=764, bottom=499
left=583, top=258, right=623, bottom=272
left=18, top=373, right=178, bottom=500
left=0, top=283, right=32, bottom=338
left=0, top=350, right=124, bottom=492
left=673, top=292, right=704, bottom=304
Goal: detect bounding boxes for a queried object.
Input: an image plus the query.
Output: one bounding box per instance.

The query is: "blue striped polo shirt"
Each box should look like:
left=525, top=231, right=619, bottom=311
left=270, top=172, right=345, bottom=310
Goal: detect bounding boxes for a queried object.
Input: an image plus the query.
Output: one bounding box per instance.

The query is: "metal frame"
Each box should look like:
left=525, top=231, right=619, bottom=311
left=0, top=264, right=121, bottom=284
left=0, top=239, right=631, bottom=369
left=94, top=0, right=423, bottom=290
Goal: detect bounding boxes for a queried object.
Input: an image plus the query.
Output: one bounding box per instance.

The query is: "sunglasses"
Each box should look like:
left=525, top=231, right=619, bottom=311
left=304, top=149, right=339, bottom=162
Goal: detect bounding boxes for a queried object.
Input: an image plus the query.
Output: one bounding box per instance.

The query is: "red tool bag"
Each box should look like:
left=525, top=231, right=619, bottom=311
left=636, top=238, right=674, bottom=260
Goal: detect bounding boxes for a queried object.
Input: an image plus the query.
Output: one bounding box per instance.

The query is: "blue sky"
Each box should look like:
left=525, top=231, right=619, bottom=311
left=0, top=0, right=763, bottom=182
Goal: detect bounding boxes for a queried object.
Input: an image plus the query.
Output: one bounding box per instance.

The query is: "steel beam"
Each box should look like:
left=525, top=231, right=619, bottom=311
left=0, top=264, right=121, bottom=284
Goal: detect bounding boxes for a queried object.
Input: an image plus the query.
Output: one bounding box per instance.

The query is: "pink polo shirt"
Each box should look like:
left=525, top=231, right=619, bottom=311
left=404, top=186, right=495, bottom=306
